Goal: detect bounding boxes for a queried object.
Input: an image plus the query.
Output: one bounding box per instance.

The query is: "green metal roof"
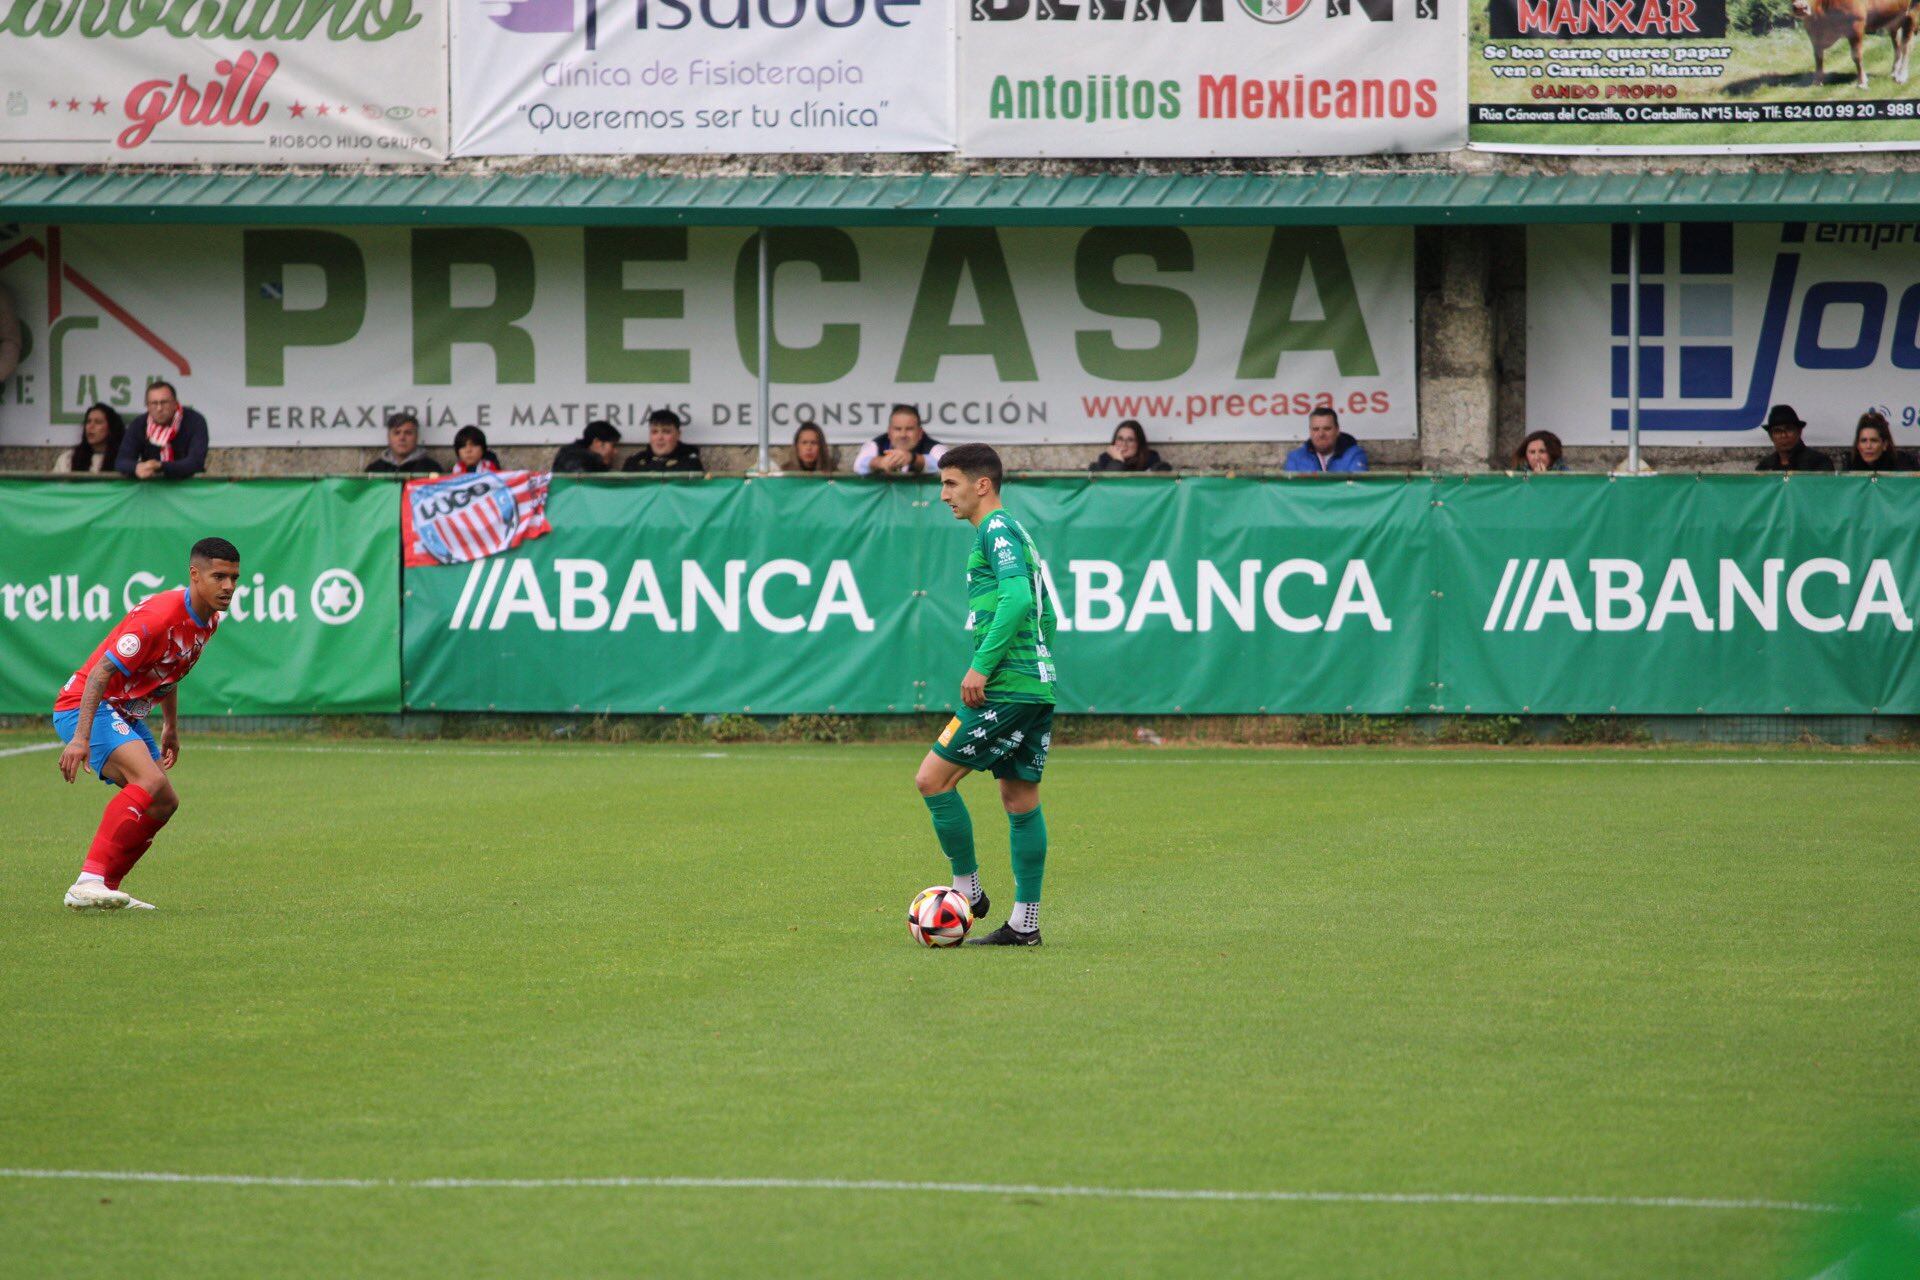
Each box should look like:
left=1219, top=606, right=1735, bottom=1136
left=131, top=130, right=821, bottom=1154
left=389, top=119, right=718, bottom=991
left=3, top=170, right=1917, bottom=226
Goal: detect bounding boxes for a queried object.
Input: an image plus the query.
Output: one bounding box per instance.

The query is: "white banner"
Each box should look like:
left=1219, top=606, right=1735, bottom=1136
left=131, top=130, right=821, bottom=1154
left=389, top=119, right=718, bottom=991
left=0, top=0, right=446, bottom=164
left=452, top=0, right=953, bottom=154
left=959, top=0, right=1465, bottom=157
left=0, top=223, right=1415, bottom=449
left=1529, top=223, right=1920, bottom=448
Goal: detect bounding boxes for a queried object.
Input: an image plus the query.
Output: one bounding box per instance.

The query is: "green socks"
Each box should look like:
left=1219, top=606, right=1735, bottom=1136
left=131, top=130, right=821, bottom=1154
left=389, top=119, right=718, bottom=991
left=1008, top=805, right=1047, bottom=904
left=923, top=790, right=977, bottom=877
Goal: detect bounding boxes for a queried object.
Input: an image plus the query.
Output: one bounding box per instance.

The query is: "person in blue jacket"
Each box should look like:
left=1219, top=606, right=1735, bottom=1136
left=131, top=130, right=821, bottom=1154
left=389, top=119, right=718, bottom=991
left=1283, top=408, right=1370, bottom=474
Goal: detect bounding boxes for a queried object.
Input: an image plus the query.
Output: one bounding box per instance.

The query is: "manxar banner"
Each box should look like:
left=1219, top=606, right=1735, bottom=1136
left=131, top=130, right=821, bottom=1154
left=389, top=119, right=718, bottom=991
left=1472, top=0, right=1920, bottom=152
left=0, top=478, right=401, bottom=715
left=452, top=0, right=953, bottom=154
left=0, top=0, right=447, bottom=164
left=1528, top=222, right=1920, bottom=447
left=0, top=223, right=1416, bottom=449
left=959, top=0, right=1467, bottom=157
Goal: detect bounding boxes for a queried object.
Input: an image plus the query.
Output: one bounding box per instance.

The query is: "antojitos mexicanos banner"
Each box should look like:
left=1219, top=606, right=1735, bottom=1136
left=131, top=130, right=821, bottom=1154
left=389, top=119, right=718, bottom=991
left=1472, top=0, right=1920, bottom=152
left=0, top=0, right=447, bottom=164
left=0, top=223, right=1417, bottom=448
left=402, top=475, right=1920, bottom=716
left=960, top=0, right=1466, bottom=157
left=452, top=0, right=952, bottom=154
left=0, top=479, right=400, bottom=715
left=1529, top=222, right=1920, bottom=447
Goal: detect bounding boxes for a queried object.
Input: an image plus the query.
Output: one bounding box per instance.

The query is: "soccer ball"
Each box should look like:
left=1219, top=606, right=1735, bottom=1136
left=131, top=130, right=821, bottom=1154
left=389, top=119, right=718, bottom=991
left=908, top=886, right=973, bottom=947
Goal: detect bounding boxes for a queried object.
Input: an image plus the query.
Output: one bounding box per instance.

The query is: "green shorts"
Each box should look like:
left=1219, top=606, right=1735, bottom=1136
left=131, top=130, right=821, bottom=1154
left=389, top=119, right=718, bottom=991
left=931, top=702, right=1054, bottom=782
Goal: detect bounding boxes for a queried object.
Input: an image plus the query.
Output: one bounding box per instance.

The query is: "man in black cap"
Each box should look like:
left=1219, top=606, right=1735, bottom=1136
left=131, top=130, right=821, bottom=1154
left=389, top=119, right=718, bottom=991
left=1755, top=404, right=1833, bottom=472
left=553, top=420, right=621, bottom=473
left=623, top=409, right=705, bottom=473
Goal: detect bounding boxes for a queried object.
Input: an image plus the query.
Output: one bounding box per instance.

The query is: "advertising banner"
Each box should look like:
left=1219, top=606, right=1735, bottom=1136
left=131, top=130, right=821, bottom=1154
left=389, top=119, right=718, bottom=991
left=0, top=479, right=401, bottom=715
left=451, top=0, right=953, bottom=154
left=959, top=0, right=1466, bottom=157
left=0, top=223, right=1417, bottom=449
left=0, top=0, right=446, bottom=164
left=403, top=474, right=1920, bottom=716
left=1471, top=0, right=1920, bottom=152
left=1528, top=222, right=1920, bottom=447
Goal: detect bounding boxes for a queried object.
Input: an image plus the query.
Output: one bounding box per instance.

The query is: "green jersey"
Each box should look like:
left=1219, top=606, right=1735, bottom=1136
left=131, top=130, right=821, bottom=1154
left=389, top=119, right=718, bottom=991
left=965, top=507, right=1057, bottom=704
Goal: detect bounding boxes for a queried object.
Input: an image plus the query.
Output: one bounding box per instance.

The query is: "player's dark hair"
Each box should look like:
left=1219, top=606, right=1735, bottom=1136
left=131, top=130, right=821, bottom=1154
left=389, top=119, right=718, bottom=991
left=889, top=403, right=923, bottom=427
left=190, top=537, right=241, bottom=565
left=146, top=380, right=178, bottom=402
left=648, top=408, right=682, bottom=430
left=1309, top=406, right=1340, bottom=428
left=941, top=443, right=1003, bottom=492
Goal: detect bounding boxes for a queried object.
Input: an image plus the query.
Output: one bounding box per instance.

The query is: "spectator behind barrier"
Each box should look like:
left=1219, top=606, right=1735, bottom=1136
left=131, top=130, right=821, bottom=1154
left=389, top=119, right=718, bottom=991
left=554, top=419, right=621, bottom=473
left=1755, top=404, right=1834, bottom=473
left=1090, top=419, right=1172, bottom=473
left=116, top=380, right=208, bottom=480
left=55, top=403, right=126, bottom=474
left=1284, top=408, right=1369, bottom=474
left=1844, top=411, right=1916, bottom=472
left=1513, top=430, right=1569, bottom=473
left=452, top=425, right=502, bottom=475
left=624, top=409, right=705, bottom=473
left=0, top=284, right=20, bottom=385
left=855, top=404, right=945, bottom=476
left=365, top=412, right=442, bottom=475
left=773, top=422, right=835, bottom=475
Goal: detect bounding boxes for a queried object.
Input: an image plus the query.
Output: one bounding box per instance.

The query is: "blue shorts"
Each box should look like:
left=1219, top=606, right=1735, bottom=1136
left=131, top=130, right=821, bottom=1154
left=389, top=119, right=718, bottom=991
left=52, top=707, right=159, bottom=786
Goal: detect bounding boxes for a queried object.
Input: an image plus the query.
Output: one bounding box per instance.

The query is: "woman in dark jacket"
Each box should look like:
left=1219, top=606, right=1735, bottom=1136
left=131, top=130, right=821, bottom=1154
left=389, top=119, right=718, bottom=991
left=1843, top=412, right=1917, bottom=472
left=1089, top=420, right=1172, bottom=473
left=55, top=403, right=126, bottom=473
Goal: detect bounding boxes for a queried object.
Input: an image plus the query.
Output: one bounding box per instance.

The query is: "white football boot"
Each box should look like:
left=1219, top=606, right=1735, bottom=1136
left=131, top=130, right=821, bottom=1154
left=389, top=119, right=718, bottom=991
left=122, top=895, right=156, bottom=910
left=65, top=881, right=131, bottom=911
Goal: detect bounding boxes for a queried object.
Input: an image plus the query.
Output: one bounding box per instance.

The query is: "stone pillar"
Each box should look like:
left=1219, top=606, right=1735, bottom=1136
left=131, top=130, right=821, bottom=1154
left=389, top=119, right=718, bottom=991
left=1417, top=226, right=1498, bottom=472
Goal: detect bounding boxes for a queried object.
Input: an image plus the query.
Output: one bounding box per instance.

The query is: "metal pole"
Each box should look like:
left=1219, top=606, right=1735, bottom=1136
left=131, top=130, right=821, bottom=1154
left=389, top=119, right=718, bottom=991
left=756, top=228, right=772, bottom=476
left=1626, top=224, right=1642, bottom=475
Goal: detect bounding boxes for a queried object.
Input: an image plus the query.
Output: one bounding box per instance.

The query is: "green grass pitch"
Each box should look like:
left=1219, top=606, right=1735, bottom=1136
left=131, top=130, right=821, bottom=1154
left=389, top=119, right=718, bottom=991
left=1, top=734, right=1916, bottom=1278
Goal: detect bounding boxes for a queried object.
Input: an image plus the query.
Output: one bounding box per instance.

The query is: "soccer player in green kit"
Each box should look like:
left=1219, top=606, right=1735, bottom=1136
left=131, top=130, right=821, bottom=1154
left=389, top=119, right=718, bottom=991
left=914, top=443, right=1057, bottom=946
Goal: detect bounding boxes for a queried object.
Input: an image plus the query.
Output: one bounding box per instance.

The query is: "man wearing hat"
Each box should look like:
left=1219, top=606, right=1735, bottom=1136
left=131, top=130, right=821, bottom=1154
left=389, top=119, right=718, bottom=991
left=1755, top=405, right=1834, bottom=472
left=552, top=420, right=622, bottom=473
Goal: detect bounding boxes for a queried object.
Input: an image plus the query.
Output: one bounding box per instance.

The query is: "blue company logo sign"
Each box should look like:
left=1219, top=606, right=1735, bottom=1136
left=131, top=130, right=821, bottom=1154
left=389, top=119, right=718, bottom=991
left=1608, top=222, right=1920, bottom=433
left=487, top=0, right=921, bottom=48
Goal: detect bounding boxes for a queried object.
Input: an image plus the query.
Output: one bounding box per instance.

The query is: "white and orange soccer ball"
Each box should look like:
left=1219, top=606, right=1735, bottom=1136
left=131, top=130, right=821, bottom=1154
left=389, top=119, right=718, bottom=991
left=907, top=886, right=973, bottom=948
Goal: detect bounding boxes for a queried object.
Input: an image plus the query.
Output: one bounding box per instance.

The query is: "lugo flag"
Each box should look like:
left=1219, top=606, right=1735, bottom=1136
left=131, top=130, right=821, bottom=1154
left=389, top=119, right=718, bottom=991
left=960, top=0, right=1466, bottom=156
left=404, top=471, right=553, bottom=566
left=0, top=0, right=447, bottom=163
left=1471, top=0, right=1920, bottom=152
left=452, top=0, right=954, bottom=154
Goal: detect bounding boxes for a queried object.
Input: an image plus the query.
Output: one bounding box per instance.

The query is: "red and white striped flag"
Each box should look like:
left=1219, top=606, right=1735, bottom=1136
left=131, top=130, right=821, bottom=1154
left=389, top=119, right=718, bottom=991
left=402, top=470, right=552, bottom=567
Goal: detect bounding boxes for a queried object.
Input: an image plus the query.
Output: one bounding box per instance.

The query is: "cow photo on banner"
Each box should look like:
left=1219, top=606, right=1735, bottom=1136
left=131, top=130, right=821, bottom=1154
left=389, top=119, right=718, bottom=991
left=1529, top=221, right=1920, bottom=446
left=960, top=0, right=1467, bottom=156
left=0, top=222, right=1417, bottom=449
left=0, top=0, right=447, bottom=163
left=1471, top=0, right=1920, bottom=151
left=452, top=0, right=954, bottom=153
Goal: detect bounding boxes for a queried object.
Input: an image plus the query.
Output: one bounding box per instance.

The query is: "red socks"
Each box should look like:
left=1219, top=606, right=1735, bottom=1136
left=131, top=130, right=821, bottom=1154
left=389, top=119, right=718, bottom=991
left=82, top=784, right=169, bottom=890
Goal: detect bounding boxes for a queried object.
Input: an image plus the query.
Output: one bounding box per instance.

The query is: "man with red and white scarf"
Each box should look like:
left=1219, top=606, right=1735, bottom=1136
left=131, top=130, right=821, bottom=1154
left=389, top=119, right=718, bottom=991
left=114, top=381, right=208, bottom=480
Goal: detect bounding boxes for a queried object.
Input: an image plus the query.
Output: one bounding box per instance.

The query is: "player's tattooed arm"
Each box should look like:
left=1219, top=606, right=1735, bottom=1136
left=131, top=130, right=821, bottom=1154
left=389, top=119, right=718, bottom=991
left=159, top=686, right=180, bottom=770
left=58, top=660, right=114, bottom=782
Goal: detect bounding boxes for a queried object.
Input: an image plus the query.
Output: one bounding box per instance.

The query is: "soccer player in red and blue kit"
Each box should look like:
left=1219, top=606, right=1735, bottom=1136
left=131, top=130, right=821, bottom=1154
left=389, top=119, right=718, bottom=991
left=52, top=537, right=240, bottom=911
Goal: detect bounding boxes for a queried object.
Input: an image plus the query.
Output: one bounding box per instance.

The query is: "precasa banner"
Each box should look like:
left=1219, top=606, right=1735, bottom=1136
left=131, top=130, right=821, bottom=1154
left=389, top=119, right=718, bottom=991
left=959, top=0, right=1467, bottom=157
left=0, top=223, right=1416, bottom=449
left=1471, top=0, right=1920, bottom=152
left=1528, top=222, right=1920, bottom=447
left=0, top=0, right=447, bottom=164
left=0, top=478, right=401, bottom=715
left=451, top=0, right=953, bottom=154
left=403, top=474, right=1920, bottom=715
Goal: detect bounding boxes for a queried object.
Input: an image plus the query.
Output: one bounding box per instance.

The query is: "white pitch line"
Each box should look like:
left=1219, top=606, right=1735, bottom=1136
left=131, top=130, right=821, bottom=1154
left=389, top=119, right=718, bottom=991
left=0, top=741, right=58, bottom=758
left=0, top=1169, right=1850, bottom=1215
